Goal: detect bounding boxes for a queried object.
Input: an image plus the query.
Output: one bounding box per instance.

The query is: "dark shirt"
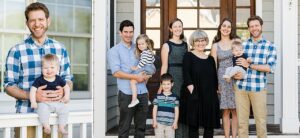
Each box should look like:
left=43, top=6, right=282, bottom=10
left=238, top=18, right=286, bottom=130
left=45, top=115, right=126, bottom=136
left=232, top=53, right=248, bottom=71
left=32, top=75, right=66, bottom=90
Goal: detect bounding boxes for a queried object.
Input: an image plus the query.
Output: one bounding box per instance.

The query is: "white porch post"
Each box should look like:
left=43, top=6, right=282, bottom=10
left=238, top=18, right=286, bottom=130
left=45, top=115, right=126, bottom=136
left=280, top=0, right=299, bottom=133
left=94, top=0, right=108, bottom=137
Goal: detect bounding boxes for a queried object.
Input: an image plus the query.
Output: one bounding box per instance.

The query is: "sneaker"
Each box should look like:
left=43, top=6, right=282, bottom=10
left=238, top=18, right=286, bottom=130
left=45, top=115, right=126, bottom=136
left=148, top=100, right=151, bottom=106
left=128, top=99, right=140, bottom=108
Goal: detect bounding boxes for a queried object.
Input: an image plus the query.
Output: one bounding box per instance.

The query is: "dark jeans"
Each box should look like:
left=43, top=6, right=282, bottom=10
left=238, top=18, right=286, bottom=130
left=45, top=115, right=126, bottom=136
left=118, top=91, right=148, bottom=138
left=189, top=126, right=214, bottom=138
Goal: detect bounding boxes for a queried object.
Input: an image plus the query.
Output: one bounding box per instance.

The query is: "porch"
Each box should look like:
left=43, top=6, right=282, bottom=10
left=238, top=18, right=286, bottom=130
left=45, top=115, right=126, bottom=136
left=106, top=124, right=300, bottom=138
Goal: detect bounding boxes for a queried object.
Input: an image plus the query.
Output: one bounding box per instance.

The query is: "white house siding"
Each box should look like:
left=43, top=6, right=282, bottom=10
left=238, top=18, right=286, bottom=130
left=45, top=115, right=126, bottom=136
left=262, top=0, right=275, bottom=124
left=106, top=0, right=134, bottom=131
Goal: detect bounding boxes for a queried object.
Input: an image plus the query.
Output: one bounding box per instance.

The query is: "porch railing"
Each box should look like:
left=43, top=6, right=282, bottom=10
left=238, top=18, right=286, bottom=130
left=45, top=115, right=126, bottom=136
left=0, top=111, right=92, bottom=138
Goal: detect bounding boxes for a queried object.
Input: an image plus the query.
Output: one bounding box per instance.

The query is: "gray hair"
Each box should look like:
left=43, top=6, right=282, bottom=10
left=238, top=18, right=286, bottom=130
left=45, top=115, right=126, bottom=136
left=189, top=29, right=209, bottom=47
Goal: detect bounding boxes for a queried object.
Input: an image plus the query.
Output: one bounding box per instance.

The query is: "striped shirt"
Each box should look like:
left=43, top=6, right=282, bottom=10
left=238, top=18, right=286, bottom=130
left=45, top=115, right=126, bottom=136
left=236, top=37, right=277, bottom=92
left=4, top=35, right=73, bottom=113
left=153, top=93, right=179, bottom=126
left=137, top=49, right=155, bottom=69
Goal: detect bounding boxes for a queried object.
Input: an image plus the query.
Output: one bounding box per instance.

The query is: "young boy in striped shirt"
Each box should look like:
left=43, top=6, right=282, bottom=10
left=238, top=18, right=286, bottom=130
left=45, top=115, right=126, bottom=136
left=152, top=73, right=179, bottom=138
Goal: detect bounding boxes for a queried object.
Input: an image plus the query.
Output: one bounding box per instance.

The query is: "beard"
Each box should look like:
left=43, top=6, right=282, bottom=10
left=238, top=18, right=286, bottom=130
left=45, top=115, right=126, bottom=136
left=251, top=30, right=262, bottom=38
left=30, top=26, right=48, bottom=40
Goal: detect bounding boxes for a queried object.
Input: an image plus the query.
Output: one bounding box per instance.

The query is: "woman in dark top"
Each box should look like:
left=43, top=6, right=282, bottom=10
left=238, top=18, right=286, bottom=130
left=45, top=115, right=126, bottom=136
left=160, top=18, right=189, bottom=138
left=182, top=29, right=220, bottom=138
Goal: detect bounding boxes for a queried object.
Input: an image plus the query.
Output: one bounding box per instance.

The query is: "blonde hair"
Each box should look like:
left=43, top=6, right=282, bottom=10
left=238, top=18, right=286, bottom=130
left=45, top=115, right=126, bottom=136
left=189, top=29, right=209, bottom=47
left=135, top=34, right=154, bottom=57
left=42, top=54, right=60, bottom=67
left=231, top=40, right=243, bottom=50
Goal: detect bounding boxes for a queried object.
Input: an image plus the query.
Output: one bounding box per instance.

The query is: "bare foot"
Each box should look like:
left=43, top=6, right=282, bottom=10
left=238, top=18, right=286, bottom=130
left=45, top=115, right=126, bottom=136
left=59, top=126, right=68, bottom=135
left=43, top=125, right=51, bottom=134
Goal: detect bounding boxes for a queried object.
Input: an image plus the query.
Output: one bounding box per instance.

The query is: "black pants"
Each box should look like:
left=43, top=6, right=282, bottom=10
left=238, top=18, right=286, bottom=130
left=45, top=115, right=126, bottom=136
left=118, top=91, right=148, bottom=138
left=189, top=126, right=214, bottom=138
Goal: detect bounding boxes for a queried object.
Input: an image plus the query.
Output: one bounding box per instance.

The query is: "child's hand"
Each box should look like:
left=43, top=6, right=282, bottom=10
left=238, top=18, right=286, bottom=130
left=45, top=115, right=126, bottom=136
left=131, top=66, right=139, bottom=71
left=31, top=102, right=38, bottom=109
left=172, top=122, right=178, bottom=129
left=60, top=97, right=70, bottom=103
left=247, top=57, right=252, bottom=63
left=152, top=120, right=157, bottom=128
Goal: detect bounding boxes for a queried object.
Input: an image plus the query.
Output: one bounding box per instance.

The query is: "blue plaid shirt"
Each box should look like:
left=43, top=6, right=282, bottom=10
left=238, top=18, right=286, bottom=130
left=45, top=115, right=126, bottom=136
left=4, top=35, right=73, bottom=113
left=236, top=37, right=277, bottom=92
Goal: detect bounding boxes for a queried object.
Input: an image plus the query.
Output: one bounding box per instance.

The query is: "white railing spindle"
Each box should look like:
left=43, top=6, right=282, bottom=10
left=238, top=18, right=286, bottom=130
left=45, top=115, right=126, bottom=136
left=68, top=124, right=73, bottom=138
left=80, top=123, right=87, bottom=138
left=20, top=126, right=27, bottom=138
left=36, top=125, right=43, bottom=138
left=51, top=125, right=58, bottom=138
left=4, top=127, right=11, bottom=138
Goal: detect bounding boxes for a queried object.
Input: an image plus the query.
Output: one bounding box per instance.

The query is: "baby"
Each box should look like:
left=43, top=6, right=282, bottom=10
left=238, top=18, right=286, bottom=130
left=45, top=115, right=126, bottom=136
left=223, top=40, right=251, bottom=82
left=30, top=54, right=70, bottom=135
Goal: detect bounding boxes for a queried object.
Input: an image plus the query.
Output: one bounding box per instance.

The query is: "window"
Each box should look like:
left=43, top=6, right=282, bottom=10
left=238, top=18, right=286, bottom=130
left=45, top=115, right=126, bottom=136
left=0, top=0, right=92, bottom=98
left=141, top=0, right=255, bottom=50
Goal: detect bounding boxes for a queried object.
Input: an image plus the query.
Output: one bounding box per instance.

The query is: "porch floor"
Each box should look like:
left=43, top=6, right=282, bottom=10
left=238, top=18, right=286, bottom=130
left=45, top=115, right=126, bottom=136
left=106, top=124, right=300, bottom=136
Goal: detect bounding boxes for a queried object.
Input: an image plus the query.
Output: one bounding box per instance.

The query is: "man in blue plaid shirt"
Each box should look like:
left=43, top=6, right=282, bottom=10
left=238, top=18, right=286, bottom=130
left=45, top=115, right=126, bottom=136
left=234, top=16, right=277, bottom=138
left=4, top=2, right=73, bottom=138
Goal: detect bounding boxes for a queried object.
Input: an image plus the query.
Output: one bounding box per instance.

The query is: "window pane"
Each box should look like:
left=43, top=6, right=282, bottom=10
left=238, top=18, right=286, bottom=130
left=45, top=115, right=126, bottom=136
left=184, top=29, right=195, bottom=48
left=75, top=0, right=92, bottom=7
left=146, top=0, right=160, bottom=6
left=177, top=0, right=197, bottom=7
left=237, top=0, right=250, bottom=6
left=5, top=0, right=25, bottom=29
left=53, top=36, right=71, bottom=55
left=73, top=38, right=89, bottom=64
left=146, top=8, right=160, bottom=28
left=177, top=9, right=197, bottom=28
left=57, top=6, right=73, bottom=32
left=237, top=29, right=250, bottom=41
left=204, top=30, right=217, bottom=48
left=75, top=7, right=92, bottom=33
left=236, top=8, right=250, bottom=27
left=200, top=0, right=220, bottom=7
left=73, top=74, right=88, bottom=91
left=46, top=4, right=56, bottom=32
left=199, top=9, right=219, bottom=28
left=146, top=30, right=160, bottom=49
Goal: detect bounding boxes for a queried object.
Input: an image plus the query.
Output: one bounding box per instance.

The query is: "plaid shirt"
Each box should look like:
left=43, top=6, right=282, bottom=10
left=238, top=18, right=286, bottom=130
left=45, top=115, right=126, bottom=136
left=4, top=35, right=73, bottom=113
left=236, top=37, right=277, bottom=92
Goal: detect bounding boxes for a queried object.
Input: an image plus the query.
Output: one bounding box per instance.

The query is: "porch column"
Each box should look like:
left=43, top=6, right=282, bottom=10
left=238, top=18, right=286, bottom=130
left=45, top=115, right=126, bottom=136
left=280, top=0, right=299, bottom=133
left=94, top=0, right=108, bottom=137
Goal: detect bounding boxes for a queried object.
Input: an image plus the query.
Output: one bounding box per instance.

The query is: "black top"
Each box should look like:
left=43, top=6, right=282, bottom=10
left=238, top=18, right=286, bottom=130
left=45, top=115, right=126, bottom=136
left=32, top=75, right=66, bottom=90
left=180, top=52, right=220, bottom=128
left=232, top=53, right=248, bottom=71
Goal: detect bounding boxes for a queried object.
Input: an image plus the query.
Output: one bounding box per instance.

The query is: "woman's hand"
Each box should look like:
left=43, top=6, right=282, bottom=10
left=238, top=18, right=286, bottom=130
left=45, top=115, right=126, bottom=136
left=187, top=85, right=194, bottom=94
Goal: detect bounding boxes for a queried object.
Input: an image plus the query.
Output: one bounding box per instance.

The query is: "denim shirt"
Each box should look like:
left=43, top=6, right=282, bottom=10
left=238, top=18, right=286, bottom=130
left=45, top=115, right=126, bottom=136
left=108, top=41, right=148, bottom=95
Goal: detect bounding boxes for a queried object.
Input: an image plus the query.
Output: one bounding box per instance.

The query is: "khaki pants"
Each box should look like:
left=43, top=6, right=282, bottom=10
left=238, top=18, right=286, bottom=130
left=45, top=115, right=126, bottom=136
left=234, top=86, right=267, bottom=138
left=15, top=126, right=63, bottom=138
left=155, top=123, right=175, bottom=138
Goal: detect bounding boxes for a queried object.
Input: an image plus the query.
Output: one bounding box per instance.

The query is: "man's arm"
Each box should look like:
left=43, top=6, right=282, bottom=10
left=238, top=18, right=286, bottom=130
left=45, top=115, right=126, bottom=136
left=113, top=71, right=148, bottom=83
left=5, top=86, right=29, bottom=100
left=236, top=58, right=271, bottom=73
